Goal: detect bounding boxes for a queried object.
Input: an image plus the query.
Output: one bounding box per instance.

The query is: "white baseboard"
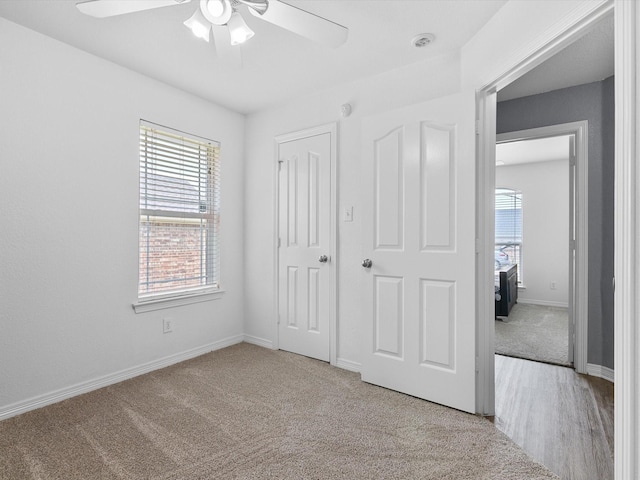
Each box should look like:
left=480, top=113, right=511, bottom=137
left=0, top=334, right=244, bottom=421
left=587, top=363, right=615, bottom=383
left=517, top=298, right=569, bottom=308
left=335, top=357, right=361, bottom=373
left=243, top=334, right=274, bottom=349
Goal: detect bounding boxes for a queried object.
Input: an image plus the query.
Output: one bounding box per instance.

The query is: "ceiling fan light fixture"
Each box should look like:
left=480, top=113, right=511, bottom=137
left=184, top=8, right=211, bottom=42
left=206, top=0, right=225, bottom=17
left=200, top=0, right=233, bottom=25
left=228, top=11, right=255, bottom=45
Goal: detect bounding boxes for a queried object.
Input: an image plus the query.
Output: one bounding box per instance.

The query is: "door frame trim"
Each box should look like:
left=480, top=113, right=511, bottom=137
left=273, top=123, right=338, bottom=365
left=495, top=122, right=588, bottom=373
left=474, top=0, right=613, bottom=416
left=614, top=1, right=639, bottom=478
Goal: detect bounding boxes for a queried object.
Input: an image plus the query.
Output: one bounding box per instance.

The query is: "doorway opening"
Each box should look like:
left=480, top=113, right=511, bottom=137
left=493, top=129, right=586, bottom=369
left=475, top=6, right=617, bottom=479
left=475, top=6, right=613, bottom=417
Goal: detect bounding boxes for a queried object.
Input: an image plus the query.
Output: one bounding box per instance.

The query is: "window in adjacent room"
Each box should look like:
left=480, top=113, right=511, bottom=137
left=495, top=187, right=523, bottom=282
left=138, top=121, right=220, bottom=300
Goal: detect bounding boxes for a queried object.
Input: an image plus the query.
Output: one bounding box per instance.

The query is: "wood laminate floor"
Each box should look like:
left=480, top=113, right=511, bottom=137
left=492, top=355, right=614, bottom=480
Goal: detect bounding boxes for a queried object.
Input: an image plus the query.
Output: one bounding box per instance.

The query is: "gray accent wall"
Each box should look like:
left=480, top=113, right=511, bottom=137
left=497, top=78, right=615, bottom=370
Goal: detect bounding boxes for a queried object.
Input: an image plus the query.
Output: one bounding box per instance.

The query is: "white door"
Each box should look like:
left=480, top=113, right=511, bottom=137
left=361, top=92, right=476, bottom=413
left=277, top=129, right=333, bottom=362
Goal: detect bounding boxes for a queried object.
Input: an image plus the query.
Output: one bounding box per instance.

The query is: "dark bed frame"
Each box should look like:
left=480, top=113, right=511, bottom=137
left=495, top=264, right=518, bottom=318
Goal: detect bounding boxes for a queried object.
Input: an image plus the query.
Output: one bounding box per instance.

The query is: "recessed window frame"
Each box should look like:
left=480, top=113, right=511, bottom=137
left=495, top=187, right=523, bottom=283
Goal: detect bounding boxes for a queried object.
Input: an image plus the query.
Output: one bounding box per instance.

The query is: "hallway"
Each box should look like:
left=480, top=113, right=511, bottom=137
left=493, top=355, right=614, bottom=480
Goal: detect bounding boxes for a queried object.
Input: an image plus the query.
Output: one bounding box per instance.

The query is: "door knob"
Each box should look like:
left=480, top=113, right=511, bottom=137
left=318, top=255, right=329, bottom=263
left=362, top=258, right=372, bottom=268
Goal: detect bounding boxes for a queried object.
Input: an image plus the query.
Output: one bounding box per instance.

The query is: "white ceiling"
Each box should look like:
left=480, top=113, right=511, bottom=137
left=0, top=0, right=508, bottom=114
left=0, top=1, right=615, bottom=113
left=498, top=13, right=614, bottom=102
left=496, top=135, right=571, bottom=167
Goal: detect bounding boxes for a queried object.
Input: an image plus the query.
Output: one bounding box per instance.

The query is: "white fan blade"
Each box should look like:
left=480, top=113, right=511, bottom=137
left=212, top=25, right=242, bottom=69
left=76, top=0, right=191, bottom=18
left=249, top=0, right=348, bottom=48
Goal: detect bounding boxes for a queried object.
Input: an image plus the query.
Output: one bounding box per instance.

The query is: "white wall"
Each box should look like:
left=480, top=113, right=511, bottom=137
left=0, top=18, right=245, bottom=414
left=460, top=0, right=607, bottom=89
left=496, top=160, right=570, bottom=306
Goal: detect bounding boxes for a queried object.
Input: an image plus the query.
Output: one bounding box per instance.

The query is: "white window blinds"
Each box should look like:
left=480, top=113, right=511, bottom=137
left=495, top=187, right=523, bottom=278
left=495, top=188, right=522, bottom=244
left=139, top=121, right=220, bottom=298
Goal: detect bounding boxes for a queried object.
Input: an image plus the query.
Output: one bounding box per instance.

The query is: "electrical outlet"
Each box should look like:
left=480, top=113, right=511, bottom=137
left=550, top=282, right=557, bottom=290
left=163, top=318, right=173, bottom=333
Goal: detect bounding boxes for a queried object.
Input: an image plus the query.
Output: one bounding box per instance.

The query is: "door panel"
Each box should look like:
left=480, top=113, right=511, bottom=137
left=421, top=123, right=455, bottom=250
left=374, top=275, right=404, bottom=358
left=419, top=279, right=455, bottom=369
left=286, top=266, right=298, bottom=327
left=278, top=132, right=331, bottom=362
left=361, top=92, right=476, bottom=413
left=375, top=128, right=404, bottom=249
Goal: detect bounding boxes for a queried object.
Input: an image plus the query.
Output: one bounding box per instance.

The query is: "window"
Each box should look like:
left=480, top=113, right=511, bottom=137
left=495, top=188, right=523, bottom=281
left=138, top=121, right=220, bottom=301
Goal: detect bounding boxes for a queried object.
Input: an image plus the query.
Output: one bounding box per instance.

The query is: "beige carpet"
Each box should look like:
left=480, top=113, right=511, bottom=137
left=0, top=343, right=558, bottom=479
left=495, top=303, right=570, bottom=366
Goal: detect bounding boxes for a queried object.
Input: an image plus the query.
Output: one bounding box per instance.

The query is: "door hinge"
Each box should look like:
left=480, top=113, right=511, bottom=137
left=278, top=159, right=284, bottom=170
left=277, top=237, right=281, bottom=248
left=475, top=120, right=480, bottom=135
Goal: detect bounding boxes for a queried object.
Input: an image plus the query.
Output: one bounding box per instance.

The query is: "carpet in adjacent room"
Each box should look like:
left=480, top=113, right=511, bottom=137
left=495, top=303, right=570, bottom=366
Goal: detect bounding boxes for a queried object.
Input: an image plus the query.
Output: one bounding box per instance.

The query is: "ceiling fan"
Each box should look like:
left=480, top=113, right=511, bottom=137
left=76, top=0, right=349, bottom=66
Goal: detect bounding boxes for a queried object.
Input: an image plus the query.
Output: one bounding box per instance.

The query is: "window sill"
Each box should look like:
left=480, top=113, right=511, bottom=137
left=133, top=289, right=225, bottom=313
